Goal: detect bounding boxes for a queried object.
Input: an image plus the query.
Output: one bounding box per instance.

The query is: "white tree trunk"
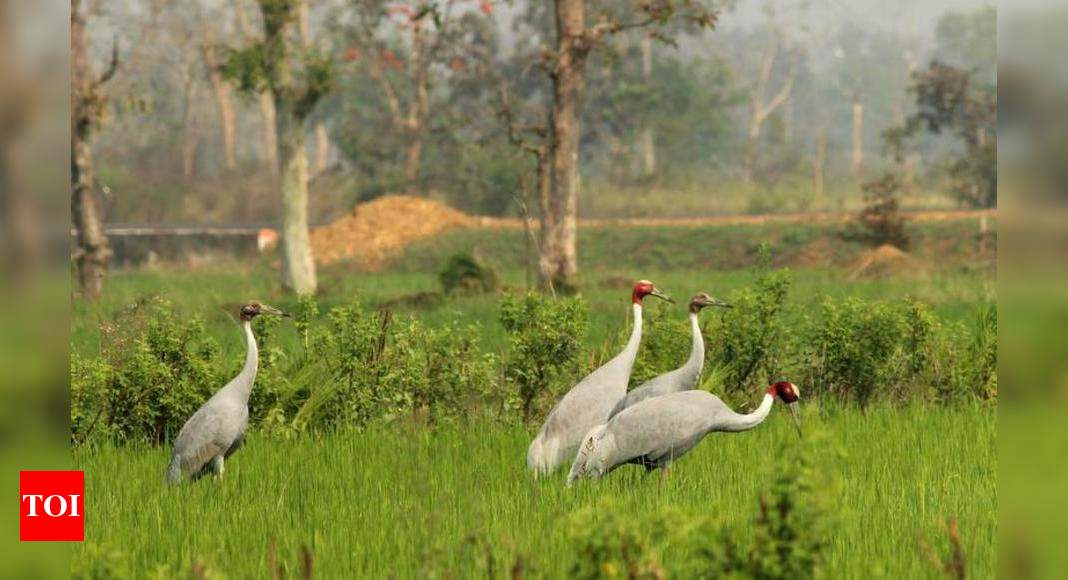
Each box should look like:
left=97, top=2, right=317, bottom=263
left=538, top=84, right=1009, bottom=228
left=260, top=92, right=279, bottom=172
left=277, top=110, right=317, bottom=294
left=851, top=98, right=864, bottom=179
left=314, top=121, right=329, bottom=174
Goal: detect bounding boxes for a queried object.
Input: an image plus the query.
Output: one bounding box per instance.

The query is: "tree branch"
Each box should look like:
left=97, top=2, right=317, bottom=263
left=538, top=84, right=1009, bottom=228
left=92, top=38, right=120, bottom=89
left=368, top=56, right=406, bottom=128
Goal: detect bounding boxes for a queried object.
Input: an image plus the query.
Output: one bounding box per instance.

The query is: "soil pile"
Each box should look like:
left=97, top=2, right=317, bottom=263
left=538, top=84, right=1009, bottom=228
left=848, top=244, right=920, bottom=279
left=311, top=195, right=475, bottom=269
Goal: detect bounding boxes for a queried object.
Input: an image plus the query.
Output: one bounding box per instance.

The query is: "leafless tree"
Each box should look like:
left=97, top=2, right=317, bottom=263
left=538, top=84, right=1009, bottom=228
left=71, top=0, right=119, bottom=299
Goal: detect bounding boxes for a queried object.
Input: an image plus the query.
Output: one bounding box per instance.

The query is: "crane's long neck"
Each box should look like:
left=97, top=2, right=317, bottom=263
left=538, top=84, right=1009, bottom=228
left=618, top=303, right=643, bottom=368
left=717, top=393, right=774, bottom=432
left=680, top=312, right=705, bottom=383
left=232, top=320, right=259, bottom=402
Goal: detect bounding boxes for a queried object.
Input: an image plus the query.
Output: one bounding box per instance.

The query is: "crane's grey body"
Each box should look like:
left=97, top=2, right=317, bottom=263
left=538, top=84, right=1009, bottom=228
left=568, top=389, right=777, bottom=484
left=167, top=320, right=258, bottom=483
left=527, top=303, right=644, bottom=475
left=608, top=312, right=705, bottom=420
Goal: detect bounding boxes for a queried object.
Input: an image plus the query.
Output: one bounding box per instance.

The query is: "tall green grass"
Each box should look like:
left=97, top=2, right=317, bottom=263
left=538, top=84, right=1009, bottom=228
left=75, top=404, right=994, bottom=578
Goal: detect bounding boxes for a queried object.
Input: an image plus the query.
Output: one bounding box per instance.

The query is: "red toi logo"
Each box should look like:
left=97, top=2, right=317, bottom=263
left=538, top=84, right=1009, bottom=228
left=20, top=471, right=84, bottom=542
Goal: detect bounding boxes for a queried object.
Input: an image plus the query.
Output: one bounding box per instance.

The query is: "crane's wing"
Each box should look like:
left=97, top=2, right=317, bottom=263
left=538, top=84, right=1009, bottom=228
left=171, top=406, right=228, bottom=477
left=608, top=363, right=700, bottom=420
left=608, top=391, right=727, bottom=467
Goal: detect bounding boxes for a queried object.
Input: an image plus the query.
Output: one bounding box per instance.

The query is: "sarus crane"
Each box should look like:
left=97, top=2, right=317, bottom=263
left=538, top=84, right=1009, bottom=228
left=567, top=381, right=802, bottom=485
left=607, top=292, right=731, bottom=420
left=166, top=301, right=287, bottom=483
left=527, top=280, right=672, bottom=475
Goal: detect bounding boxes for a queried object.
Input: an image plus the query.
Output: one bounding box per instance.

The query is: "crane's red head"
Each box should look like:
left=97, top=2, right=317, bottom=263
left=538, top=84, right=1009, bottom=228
left=632, top=280, right=673, bottom=305
left=240, top=301, right=288, bottom=321
left=767, top=381, right=801, bottom=404
left=768, top=381, right=802, bottom=438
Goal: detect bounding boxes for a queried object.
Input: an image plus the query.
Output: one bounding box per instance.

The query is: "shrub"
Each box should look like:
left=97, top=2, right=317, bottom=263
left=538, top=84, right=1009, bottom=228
left=846, top=172, right=910, bottom=249
left=628, top=300, right=692, bottom=387
left=697, top=435, right=834, bottom=579
left=439, top=252, right=498, bottom=295
left=71, top=298, right=221, bottom=445
left=567, top=504, right=667, bottom=580
left=278, top=299, right=497, bottom=430
left=500, top=292, right=588, bottom=421
left=934, top=303, right=997, bottom=404
left=73, top=542, right=131, bottom=580
left=804, top=297, right=936, bottom=406
left=709, top=253, right=792, bottom=401
left=378, top=318, right=497, bottom=423
left=304, top=301, right=392, bottom=427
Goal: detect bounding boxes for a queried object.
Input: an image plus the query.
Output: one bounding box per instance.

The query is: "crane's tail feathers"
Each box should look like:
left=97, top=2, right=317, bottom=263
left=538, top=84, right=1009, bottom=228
left=166, top=454, right=184, bottom=485
left=567, top=424, right=608, bottom=486
left=527, top=434, right=561, bottom=477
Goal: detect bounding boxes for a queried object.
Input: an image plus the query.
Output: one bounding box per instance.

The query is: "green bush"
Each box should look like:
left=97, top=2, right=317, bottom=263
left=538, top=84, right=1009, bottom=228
left=439, top=252, right=498, bottom=295
left=567, top=505, right=667, bottom=579
left=697, top=435, right=834, bottom=579
left=628, top=301, right=694, bottom=387
left=293, top=299, right=497, bottom=428
left=71, top=298, right=221, bottom=445
left=500, top=292, right=588, bottom=421
left=934, top=303, right=997, bottom=404
left=71, top=288, right=994, bottom=445
left=709, top=259, right=792, bottom=401
left=804, top=297, right=936, bottom=406
left=378, top=318, right=496, bottom=423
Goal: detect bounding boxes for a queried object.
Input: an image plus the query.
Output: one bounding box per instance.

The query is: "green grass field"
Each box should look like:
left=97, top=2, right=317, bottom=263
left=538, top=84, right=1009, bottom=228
left=71, top=218, right=996, bottom=578
left=75, top=404, right=994, bottom=578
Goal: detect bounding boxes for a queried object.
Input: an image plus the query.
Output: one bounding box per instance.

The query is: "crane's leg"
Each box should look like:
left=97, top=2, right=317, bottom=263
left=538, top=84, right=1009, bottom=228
left=658, top=465, right=670, bottom=486
left=212, top=454, right=225, bottom=480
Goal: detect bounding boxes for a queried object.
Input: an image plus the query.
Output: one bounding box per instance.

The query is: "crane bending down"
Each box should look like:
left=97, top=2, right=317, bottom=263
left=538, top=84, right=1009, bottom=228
left=166, top=301, right=287, bottom=483
left=567, top=381, right=802, bottom=485
left=527, top=280, right=673, bottom=475
left=606, top=292, right=731, bottom=421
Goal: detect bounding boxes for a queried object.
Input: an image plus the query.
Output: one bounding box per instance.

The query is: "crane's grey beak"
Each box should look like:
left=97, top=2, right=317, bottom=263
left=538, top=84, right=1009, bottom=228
left=650, top=289, right=675, bottom=304
left=787, top=402, right=802, bottom=439
left=711, top=298, right=732, bottom=309
left=262, top=304, right=290, bottom=317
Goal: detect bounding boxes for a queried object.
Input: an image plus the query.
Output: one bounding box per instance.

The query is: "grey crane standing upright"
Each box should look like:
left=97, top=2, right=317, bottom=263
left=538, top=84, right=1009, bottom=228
left=527, top=280, right=673, bottom=475
left=166, top=301, right=287, bottom=483
left=567, top=381, right=802, bottom=485
left=606, top=292, right=732, bottom=420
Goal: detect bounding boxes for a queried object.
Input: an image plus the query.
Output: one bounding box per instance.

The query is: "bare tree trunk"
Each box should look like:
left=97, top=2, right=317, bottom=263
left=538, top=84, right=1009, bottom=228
left=259, top=93, right=279, bottom=172
left=813, top=129, right=827, bottom=197
left=314, top=121, right=329, bottom=173
left=204, top=44, right=238, bottom=171
left=403, top=22, right=430, bottom=190
left=851, top=96, right=864, bottom=180
left=71, top=0, right=113, bottom=300
left=638, top=36, right=656, bottom=177
left=71, top=133, right=110, bottom=299
left=181, top=77, right=199, bottom=178
left=276, top=103, right=317, bottom=294
left=297, top=0, right=330, bottom=177
left=540, top=0, right=585, bottom=292
left=742, top=10, right=795, bottom=185
left=235, top=1, right=279, bottom=172
left=403, top=136, right=423, bottom=186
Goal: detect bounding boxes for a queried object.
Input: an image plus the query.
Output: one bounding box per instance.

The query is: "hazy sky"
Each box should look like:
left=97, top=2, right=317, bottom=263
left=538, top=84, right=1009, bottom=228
left=720, top=0, right=994, bottom=37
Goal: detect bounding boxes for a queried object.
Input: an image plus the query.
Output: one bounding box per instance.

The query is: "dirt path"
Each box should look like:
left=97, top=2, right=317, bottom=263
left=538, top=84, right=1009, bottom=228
left=472, top=208, right=996, bottom=230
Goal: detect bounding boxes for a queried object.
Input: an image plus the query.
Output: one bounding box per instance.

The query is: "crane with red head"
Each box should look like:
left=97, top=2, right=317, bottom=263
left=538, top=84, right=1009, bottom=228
left=527, top=280, right=673, bottom=475
left=568, top=381, right=803, bottom=485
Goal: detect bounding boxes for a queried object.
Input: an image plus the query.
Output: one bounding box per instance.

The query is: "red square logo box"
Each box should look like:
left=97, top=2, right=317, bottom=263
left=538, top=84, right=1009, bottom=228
left=20, top=470, right=84, bottom=542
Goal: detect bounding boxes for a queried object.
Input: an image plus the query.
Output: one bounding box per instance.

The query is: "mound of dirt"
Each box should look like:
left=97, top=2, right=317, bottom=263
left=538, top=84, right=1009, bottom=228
left=848, top=244, right=920, bottom=279
left=311, top=195, right=475, bottom=269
